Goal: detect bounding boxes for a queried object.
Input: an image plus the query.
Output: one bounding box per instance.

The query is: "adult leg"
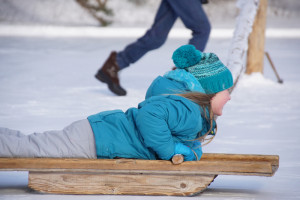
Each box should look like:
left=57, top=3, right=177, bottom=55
left=0, top=119, right=97, bottom=158
left=167, top=0, right=211, bottom=51
left=116, top=0, right=178, bottom=69
left=95, top=0, right=178, bottom=96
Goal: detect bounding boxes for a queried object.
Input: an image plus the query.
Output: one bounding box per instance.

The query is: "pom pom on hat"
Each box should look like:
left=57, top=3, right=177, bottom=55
left=171, top=45, right=233, bottom=94
left=172, top=45, right=202, bottom=69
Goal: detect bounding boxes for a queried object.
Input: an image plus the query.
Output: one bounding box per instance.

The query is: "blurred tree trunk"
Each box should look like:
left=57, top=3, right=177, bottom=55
left=76, top=0, right=113, bottom=26
left=246, top=0, right=268, bottom=74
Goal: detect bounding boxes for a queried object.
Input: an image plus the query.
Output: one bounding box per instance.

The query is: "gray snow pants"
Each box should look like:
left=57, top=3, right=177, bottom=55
left=0, top=119, right=97, bottom=158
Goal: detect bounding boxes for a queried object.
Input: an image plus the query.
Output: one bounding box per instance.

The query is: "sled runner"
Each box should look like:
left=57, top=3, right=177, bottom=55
left=0, top=153, right=279, bottom=196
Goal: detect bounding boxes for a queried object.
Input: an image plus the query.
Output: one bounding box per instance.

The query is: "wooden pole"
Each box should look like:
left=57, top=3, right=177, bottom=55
left=246, top=0, right=268, bottom=74
left=172, top=154, right=184, bottom=164
left=265, top=52, right=283, bottom=83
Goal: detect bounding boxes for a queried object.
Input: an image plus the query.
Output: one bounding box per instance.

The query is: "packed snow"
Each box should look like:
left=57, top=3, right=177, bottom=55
left=1, top=0, right=300, bottom=199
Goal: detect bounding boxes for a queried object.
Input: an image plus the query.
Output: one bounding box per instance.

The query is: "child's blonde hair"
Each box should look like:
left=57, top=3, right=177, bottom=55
left=177, top=92, right=217, bottom=146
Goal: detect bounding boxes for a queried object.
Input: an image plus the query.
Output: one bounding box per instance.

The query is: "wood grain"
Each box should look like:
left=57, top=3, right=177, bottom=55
left=0, top=153, right=279, bottom=195
left=171, top=154, right=184, bottom=165
left=0, top=153, right=279, bottom=176
left=246, top=0, right=268, bottom=74
left=28, top=172, right=217, bottom=196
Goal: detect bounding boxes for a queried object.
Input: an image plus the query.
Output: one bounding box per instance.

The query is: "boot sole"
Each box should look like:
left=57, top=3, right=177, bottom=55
left=95, top=72, right=127, bottom=96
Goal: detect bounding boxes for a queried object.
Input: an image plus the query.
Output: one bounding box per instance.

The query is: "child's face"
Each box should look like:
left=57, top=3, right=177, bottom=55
left=210, top=89, right=231, bottom=116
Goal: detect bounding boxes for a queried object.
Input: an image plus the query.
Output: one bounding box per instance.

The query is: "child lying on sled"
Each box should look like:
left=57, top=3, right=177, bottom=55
left=0, top=45, right=233, bottom=162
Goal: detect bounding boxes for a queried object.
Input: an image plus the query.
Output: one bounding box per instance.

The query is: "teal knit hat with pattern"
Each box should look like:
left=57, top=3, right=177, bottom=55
left=172, top=45, right=233, bottom=94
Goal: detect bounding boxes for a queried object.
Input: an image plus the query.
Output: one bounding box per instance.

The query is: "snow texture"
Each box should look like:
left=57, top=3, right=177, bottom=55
left=227, top=0, right=258, bottom=80
left=1, top=0, right=300, bottom=199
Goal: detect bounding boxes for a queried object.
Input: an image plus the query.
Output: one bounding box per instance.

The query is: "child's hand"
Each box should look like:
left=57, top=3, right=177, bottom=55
left=174, top=143, right=196, bottom=161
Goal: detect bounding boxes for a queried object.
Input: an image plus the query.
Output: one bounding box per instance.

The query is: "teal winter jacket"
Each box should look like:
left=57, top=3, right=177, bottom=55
left=145, top=76, right=188, bottom=99
left=87, top=95, right=203, bottom=160
left=145, top=69, right=206, bottom=99
left=144, top=72, right=216, bottom=160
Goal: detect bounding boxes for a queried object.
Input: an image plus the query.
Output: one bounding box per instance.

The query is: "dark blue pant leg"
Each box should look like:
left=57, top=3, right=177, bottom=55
left=166, top=0, right=211, bottom=51
left=116, top=0, right=177, bottom=69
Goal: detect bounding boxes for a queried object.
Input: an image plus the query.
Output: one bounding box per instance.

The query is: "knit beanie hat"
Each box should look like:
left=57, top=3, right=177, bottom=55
left=172, top=45, right=233, bottom=94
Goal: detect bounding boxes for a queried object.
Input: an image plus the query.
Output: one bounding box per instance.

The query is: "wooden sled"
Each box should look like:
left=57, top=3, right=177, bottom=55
left=0, top=153, right=279, bottom=196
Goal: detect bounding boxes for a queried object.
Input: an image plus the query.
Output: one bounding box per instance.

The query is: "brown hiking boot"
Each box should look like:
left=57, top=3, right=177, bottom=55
left=95, top=52, right=127, bottom=96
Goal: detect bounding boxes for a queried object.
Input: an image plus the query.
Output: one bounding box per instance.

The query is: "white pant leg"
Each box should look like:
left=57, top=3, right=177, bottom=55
left=0, top=119, right=97, bottom=158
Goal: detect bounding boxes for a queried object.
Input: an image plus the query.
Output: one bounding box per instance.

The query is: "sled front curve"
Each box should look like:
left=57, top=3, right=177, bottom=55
left=0, top=153, right=279, bottom=196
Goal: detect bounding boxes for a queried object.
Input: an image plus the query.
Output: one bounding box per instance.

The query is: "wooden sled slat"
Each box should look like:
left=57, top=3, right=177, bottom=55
left=28, top=172, right=217, bottom=196
left=0, top=153, right=279, bottom=176
left=0, top=153, right=279, bottom=196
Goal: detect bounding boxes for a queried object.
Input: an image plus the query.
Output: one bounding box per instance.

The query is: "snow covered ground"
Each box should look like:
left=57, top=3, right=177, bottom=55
left=1, top=1, right=300, bottom=198
left=0, top=26, right=299, bottom=199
